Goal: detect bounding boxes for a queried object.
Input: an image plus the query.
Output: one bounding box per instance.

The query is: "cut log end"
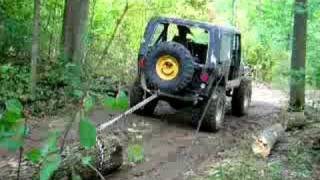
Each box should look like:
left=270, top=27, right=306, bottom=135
left=252, top=123, right=285, bottom=158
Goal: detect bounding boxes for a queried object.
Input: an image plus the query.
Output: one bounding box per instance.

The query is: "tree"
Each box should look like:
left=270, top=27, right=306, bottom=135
left=31, top=0, right=41, bottom=99
left=289, top=0, right=308, bottom=111
left=62, top=0, right=89, bottom=65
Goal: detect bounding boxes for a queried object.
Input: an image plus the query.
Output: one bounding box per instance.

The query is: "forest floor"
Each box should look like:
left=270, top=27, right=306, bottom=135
left=1, top=83, right=319, bottom=179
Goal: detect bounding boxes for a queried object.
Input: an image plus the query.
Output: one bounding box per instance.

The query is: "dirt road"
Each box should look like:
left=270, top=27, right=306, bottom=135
left=90, top=83, right=287, bottom=180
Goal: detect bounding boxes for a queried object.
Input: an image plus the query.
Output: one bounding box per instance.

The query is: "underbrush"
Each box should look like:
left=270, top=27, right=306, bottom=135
left=206, top=142, right=317, bottom=180
left=0, top=63, right=127, bottom=116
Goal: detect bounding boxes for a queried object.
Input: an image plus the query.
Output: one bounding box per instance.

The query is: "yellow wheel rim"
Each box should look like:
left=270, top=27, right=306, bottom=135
left=156, top=55, right=180, bottom=80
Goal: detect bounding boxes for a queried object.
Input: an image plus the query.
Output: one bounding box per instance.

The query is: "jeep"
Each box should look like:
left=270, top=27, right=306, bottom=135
left=129, top=17, right=252, bottom=132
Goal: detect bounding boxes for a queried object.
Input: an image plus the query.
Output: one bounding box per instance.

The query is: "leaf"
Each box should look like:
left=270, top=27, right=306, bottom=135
left=79, top=117, right=96, bottom=149
left=41, top=130, right=61, bottom=157
left=127, top=144, right=144, bottom=163
left=0, top=64, right=11, bottom=73
left=5, top=99, right=23, bottom=115
left=81, top=156, right=92, bottom=166
left=26, top=148, right=41, bottom=164
left=83, top=95, right=94, bottom=112
left=0, top=138, right=23, bottom=151
left=73, top=90, right=84, bottom=99
left=40, top=154, right=61, bottom=180
left=5, top=111, right=22, bottom=123
left=103, top=97, right=116, bottom=108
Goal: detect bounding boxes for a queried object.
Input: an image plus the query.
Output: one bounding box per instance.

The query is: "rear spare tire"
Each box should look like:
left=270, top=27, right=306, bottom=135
left=144, top=42, right=194, bottom=93
left=231, top=77, right=252, bottom=116
left=129, top=78, right=158, bottom=116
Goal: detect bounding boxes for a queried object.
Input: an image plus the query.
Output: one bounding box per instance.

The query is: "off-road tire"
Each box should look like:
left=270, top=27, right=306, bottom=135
left=192, top=86, right=226, bottom=132
left=231, top=77, right=252, bottom=116
left=144, top=41, right=194, bottom=93
left=129, top=79, right=158, bottom=116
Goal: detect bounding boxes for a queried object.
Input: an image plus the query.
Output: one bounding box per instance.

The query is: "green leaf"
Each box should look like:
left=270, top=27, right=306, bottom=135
left=103, top=94, right=128, bottom=111
left=5, top=99, right=23, bottom=114
left=0, top=138, right=23, bottom=151
left=0, top=64, right=11, bottom=73
left=127, top=144, right=144, bottom=163
left=81, top=156, right=92, bottom=166
left=5, top=111, right=22, bottom=123
left=41, top=130, right=61, bottom=157
left=79, top=117, right=96, bottom=149
left=83, top=95, right=94, bottom=112
left=26, top=148, right=41, bottom=164
left=73, top=90, right=84, bottom=99
left=103, top=97, right=116, bottom=108
left=40, top=154, right=61, bottom=180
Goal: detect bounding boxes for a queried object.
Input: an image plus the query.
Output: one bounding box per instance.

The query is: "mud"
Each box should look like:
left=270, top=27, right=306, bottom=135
left=93, top=83, right=287, bottom=180
left=0, top=83, right=287, bottom=180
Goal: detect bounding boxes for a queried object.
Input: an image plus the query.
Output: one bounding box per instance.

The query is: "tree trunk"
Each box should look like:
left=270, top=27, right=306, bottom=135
left=62, top=0, right=89, bottom=65
left=231, top=0, right=237, bottom=26
left=289, top=0, right=308, bottom=111
left=31, top=0, right=41, bottom=99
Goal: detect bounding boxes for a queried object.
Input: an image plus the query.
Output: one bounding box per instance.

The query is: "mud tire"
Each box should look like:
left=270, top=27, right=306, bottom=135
left=129, top=78, right=158, bottom=116
left=231, top=77, right=252, bottom=116
left=144, top=41, right=194, bottom=93
left=192, top=86, right=226, bottom=132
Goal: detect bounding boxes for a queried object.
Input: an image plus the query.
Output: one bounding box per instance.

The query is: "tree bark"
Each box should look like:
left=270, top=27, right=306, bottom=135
left=62, top=0, right=89, bottom=65
left=289, top=0, right=308, bottom=111
left=31, top=0, right=41, bottom=99
left=252, top=123, right=285, bottom=158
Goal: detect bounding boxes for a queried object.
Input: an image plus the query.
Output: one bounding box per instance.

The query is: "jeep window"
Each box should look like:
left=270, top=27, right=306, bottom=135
left=150, top=24, right=165, bottom=46
left=220, top=34, right=232, bottom=62
left=149, top=23, right=209, bottom=64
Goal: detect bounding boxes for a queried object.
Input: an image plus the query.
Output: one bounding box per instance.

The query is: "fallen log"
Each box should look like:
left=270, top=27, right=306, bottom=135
left=252, top=123, right=285, bottom=158
left=285, top=111, right=306, bottom=130
left=0, top=134, right=123, bottom=180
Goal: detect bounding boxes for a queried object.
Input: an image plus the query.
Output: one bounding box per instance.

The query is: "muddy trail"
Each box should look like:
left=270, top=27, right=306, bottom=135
left=90, top=83, right=287, bottom=180
left=0, top=83, right=287, bottom=179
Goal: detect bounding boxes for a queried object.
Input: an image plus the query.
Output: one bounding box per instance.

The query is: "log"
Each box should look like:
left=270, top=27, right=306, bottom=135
left=252, top=123, right=285, bottom=158
left=0, top=134, right=123, bottom=179
left=285, top=111, right=306, bottom=130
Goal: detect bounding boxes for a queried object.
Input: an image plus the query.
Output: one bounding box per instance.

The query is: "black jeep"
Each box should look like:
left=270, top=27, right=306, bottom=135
left=129, top=17, right=252, bottom=132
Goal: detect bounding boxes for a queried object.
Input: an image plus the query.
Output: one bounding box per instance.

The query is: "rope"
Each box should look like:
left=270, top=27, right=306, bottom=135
left=97, top=93, right=158, bottom=131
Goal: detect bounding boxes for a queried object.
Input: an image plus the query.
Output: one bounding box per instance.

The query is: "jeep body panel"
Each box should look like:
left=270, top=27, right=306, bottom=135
left=137, top=17, right=244, bottom=102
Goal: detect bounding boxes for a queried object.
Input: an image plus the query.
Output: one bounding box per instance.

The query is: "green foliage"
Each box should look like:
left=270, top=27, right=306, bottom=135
left=81, top=156, right=92, bottom=166
left=0, top=99, right=25, bottom=151
left=83, top=95, right=94, bottom=112
left=26, top=148, right=42, bottom=164
left=41, top=130, right=60, bottom=157
left=40, top=154, right=61, bottom=180
left=127, top=144, right=144, bottom=163
left=79, top=117, right=96, bottom=149
left=0, top=64, right=30, bottom=100
left=103, top=90, right=128, bottom=110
